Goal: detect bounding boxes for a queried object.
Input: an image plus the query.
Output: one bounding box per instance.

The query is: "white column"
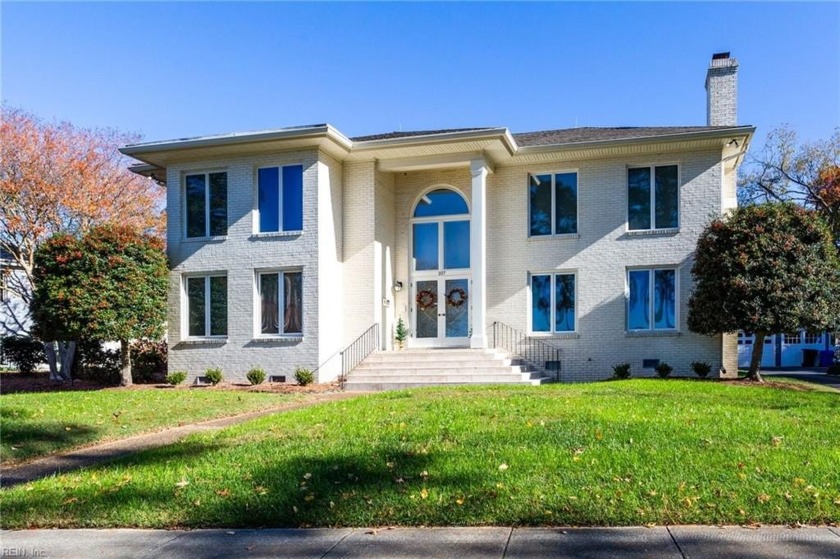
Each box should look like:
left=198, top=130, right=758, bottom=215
left=470, top=159, right=489, bottom=349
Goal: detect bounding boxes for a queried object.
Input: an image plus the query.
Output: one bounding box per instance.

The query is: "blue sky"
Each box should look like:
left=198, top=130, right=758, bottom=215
left=2, top=2, right=838, bottom=145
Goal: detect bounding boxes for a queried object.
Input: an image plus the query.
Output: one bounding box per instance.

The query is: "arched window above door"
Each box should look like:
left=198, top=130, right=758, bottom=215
left=413, top=189, right=469, bottom=218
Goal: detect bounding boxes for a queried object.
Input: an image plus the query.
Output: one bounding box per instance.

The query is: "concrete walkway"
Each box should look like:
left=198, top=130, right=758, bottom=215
left=0, top=392, right=362, bottom=488
left=762, top=369, right=840, bottom=390
left=1, top=526, right=838, bottom=558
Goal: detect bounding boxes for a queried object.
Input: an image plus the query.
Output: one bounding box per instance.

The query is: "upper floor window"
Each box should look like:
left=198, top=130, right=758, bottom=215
left=258, top=165, right=303, bottom=233
left=529, top=172, right=578, bottom=236
left=531, top=272, right=576, bottom=333
left=185, top=172, right=227, bottom=238
left=186, top=275, right=227, bottom=337
left=627, top=165, right=678, bottom=231
left=627, top=268, right=677, bottom=331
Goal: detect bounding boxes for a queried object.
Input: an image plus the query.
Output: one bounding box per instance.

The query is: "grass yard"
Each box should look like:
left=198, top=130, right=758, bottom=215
left=1, top=380, right=838, bottom=528
left=0, top=388, right=289, bottom=464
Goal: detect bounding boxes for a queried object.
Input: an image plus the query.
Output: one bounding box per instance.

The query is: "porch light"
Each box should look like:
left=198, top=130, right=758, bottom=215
left=394, top=281, right=404, bottom=292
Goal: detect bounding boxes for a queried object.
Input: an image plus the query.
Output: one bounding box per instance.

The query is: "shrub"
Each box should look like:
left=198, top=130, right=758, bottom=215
left=691, top=361, right=712, bottom=378
left=294, top=367, right=314, bottom=386
left=166, top=371, right=187, bottom=385
left=655, top=362, right=673, bottom=378
left=130, top=339, right=167, bottom=383
left=612, top=362, right=631, bottom=380
left=72, top=340, right=121, bottom=384
left=205, top=368, right=223, bottom=385
left=246, top=367, right=266, bottom=385
left=1, top=336, right=45, bottom=375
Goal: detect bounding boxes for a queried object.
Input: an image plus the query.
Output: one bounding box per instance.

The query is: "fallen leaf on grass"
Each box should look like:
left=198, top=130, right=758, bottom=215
left=175, top=480, right=189, bottom=488
left=498, top=463, right=509, bottom=471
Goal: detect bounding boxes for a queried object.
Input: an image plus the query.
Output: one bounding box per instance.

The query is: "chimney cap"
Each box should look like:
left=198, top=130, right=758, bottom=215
left=712, top=52, right=731, bottom=60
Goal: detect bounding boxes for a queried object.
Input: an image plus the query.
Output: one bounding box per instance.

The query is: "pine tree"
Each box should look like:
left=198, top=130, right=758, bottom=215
left=395, top=317, right=408, bottom=349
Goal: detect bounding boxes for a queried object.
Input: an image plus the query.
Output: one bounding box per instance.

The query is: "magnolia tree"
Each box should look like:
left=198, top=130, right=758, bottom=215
left=0, top=106, right=164, bottom=378
left=32, top=225, right=168, bottom=386
left=739, top=126, right=840, bottom=248
left=688, top=203, right=840, bottom=382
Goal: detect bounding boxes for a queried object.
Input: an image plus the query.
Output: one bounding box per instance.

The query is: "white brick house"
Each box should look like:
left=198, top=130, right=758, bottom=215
left=122, top=53, right=754, bottom=384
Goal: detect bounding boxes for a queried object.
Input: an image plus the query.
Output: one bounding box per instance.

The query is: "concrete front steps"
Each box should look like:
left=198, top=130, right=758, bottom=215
left=344, top=348, right=550, bottom=391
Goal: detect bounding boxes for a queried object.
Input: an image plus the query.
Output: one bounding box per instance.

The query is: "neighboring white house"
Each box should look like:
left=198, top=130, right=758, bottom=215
left=121, top=53, right=754, bottom=384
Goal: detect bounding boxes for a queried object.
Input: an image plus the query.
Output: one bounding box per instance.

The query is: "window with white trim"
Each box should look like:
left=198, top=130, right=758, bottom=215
left=529, top=172, right=578, bottom=236
left=627, top=268, right=677, bottom=331
left=185, top=275, right=227, bottom=337
left=627, top=165, right=678, bottom=231
left=530, top=273, right=576, bottom=333
left=258, top=271, right=303, bottom=335
left=185, top=172, right=227, bottom=238
left=258, top=165, right=303, bottom=233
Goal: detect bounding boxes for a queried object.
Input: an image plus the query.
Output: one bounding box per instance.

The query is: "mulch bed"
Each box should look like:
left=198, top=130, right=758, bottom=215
left=0, top=371, right=340, bottom=395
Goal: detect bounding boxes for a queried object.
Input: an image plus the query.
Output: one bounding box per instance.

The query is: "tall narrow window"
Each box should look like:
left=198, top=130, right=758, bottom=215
left=530, top=273, right=576, bottom=333
left=529, top=172, right=578, bottom=236
left=258, top=165, right=303, bottom=233
left=185, top=172, right=227, bottom=238
left=185, top=275, right=227, bottom=337
left=627, top=268, right=677, bottom=331
left=627, top=165, right=679, bottom=231
left=259, top=271, right=303, bottom=335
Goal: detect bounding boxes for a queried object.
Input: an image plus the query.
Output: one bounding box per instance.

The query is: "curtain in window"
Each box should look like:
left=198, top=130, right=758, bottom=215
left=284, top=272, right=302, bottom=334
left=261, top=274, right=279, bottom=334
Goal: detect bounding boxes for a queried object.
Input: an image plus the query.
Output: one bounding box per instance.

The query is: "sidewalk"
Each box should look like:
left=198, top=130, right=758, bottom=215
left=0, top=392, right=362, bottom=488
left=1, top=526, right=838, bottom=558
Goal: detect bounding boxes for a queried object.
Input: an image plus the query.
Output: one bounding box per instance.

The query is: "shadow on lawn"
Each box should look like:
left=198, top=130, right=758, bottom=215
left=0, top=411, right=100, bottom=464
left=1, top=439, right=480, bottom=529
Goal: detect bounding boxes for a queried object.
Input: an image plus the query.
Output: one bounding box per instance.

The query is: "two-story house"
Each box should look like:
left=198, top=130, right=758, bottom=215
left=121, top=53, right=754, bottom=386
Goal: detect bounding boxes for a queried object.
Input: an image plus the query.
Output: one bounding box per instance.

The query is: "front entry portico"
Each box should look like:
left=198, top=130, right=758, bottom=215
left=410, top=188, right=472, bottom=347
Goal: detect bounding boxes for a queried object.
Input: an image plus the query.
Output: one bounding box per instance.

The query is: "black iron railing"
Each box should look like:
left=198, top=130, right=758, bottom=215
left=491, top=321, right=561, bottom=381
left=339, top=323, right=380, bottom=389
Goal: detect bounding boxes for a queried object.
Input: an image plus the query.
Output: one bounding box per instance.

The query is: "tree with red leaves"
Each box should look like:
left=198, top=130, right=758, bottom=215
left=0, top=106, right=164, bottom=379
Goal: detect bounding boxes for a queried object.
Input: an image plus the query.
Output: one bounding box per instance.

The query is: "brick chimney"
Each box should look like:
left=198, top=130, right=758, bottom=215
left=705, top=52, right=738, bottom=126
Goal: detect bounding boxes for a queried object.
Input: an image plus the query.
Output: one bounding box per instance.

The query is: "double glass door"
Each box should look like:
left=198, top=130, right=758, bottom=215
left=414, top=277, right=470, bottom=345
left=411, top=214, right=470, bottom=347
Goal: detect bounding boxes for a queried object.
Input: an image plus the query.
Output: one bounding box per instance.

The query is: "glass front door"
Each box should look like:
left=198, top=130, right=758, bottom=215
left=414, top=277, right=470, bottom=345
left=410, top=189, right=471, bottom=347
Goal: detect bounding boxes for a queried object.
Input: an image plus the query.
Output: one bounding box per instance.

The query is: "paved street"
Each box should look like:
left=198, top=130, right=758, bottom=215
left=2, top=526, right=838, bottom=559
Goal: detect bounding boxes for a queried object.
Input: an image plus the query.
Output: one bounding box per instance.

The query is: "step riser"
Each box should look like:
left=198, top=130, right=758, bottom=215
left=348, top=374, right=538, bottom=383
left=356, top=362, right=516, bottom=371
left=364, top=353, right=508, bottom=363
left=345, top=380, right=547, bottom=391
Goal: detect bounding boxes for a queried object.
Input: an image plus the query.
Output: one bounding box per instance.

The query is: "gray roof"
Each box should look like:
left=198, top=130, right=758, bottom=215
left=512, top=126, right=738, bottom=146
left=351, top=128, right=495, bottom=142
left=350, top=126, right=740, bottom=147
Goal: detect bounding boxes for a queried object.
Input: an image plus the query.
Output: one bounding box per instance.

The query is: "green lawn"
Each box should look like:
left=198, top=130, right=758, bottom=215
left=1, top=380, right=838, bottom=528
left=0, top=388, right=287, bottom=464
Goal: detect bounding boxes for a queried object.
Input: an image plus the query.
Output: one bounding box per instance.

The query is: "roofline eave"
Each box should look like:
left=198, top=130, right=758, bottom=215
left=516, top=125, right=756, bottom=155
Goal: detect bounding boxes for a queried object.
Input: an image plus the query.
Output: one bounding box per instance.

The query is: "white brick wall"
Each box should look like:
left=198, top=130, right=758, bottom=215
left=341, top=161, right=377, bottom=347
left=484, top=150, right=727, bottom=381
left=163, top=139, right=737, bottom=384
left=166, top=150, right=323, bottom=384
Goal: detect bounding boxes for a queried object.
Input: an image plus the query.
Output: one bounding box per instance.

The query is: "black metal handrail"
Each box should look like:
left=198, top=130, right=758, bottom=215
left=491, top=321, right=561, bottom=381
left=339, top=323, right=380, bottom=388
